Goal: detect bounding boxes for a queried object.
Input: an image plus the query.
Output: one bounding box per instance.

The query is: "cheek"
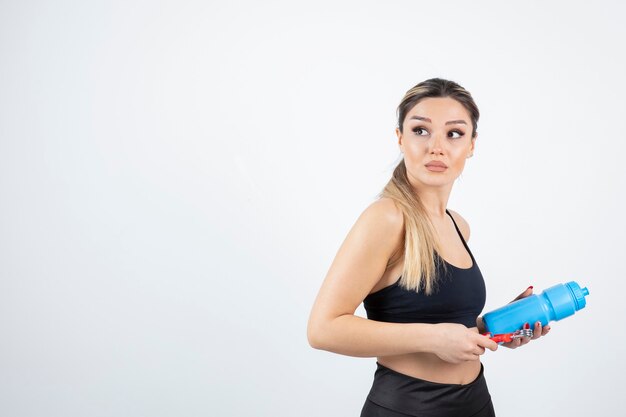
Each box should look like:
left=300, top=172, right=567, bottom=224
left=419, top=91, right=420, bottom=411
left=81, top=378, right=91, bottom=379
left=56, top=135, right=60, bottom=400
left=454, top=159, right=468, bottom=171
left=449, top=148, right=470, bottom=169
left=406, top=140, right=429, bottom=154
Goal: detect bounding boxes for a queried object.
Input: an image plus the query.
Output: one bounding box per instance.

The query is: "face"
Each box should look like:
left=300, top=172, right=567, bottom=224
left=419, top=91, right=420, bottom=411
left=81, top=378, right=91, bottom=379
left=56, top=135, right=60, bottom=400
left=396, top=97, right=476, bottom=190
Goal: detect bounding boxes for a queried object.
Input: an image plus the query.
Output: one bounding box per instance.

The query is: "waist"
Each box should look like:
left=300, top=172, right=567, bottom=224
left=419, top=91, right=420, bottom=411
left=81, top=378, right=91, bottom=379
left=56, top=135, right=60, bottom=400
left=377, top=352, right=482, bottom=385
left=366, top=358, right=491, bottom=417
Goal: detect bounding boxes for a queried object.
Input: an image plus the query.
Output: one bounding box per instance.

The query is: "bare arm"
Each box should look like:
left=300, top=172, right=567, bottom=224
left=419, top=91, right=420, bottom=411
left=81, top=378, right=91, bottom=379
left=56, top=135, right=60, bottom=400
left=307, top=199, right=434, bottom=357
left=307, top=199, right=497, bottom=360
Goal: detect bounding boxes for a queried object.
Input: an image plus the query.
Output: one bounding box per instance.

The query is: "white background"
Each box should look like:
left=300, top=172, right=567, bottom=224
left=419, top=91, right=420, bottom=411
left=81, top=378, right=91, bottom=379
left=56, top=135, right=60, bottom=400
left=1, top=1, right=624, bottom=416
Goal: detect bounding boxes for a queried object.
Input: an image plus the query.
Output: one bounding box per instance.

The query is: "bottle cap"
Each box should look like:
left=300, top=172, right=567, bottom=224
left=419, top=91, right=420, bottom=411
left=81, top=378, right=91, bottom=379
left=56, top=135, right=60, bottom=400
left=566, top=281, right=589, bottom=310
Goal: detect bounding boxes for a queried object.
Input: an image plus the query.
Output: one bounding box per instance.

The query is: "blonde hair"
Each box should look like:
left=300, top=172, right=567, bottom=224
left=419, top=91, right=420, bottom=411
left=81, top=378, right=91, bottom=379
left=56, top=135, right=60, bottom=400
left=380, top=78, right=480, bottom=294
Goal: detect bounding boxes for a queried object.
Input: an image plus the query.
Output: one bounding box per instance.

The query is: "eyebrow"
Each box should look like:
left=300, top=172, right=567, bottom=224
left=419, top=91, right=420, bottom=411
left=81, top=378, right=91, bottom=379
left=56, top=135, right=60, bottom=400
left=409, top=115, right=467, bottom=125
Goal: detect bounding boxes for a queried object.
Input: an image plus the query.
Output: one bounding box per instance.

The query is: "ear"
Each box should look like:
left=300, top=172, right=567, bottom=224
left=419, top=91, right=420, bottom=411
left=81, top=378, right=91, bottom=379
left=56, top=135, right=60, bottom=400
left=468, top=135, right=476, bottom=157
left=396, top=127, right=404, bottom=152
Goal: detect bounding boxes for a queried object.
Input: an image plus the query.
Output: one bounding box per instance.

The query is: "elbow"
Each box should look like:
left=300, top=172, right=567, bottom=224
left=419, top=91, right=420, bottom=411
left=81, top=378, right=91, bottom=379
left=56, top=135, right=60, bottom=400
left=307, top=319, right=328, bottom=350
left=307, top=323, right=322, bottom=350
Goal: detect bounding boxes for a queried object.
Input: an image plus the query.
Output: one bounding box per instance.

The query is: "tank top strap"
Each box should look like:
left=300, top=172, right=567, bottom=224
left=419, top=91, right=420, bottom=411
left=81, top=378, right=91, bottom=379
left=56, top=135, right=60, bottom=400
left=445, top=209, right=476, bottom=262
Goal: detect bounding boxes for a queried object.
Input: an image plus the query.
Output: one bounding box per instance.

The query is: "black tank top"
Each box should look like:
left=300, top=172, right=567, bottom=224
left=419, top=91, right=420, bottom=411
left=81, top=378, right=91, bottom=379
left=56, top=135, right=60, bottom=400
left=363, top=210, right=486, bottom=328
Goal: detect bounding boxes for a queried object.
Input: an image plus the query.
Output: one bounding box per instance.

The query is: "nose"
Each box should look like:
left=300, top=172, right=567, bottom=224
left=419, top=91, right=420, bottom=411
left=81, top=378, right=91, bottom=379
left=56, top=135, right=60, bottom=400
left=429, top=132, right=445, bottom=155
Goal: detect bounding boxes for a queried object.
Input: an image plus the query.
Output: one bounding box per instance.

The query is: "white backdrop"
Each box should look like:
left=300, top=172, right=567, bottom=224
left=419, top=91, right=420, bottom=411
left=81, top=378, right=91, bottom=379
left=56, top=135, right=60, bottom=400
left=1, top=1, right=624, bottom=416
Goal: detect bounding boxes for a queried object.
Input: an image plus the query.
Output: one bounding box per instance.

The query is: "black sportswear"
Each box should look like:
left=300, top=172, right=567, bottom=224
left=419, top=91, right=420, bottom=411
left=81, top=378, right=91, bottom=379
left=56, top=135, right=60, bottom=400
left=363, top=209, right=486, bottom=328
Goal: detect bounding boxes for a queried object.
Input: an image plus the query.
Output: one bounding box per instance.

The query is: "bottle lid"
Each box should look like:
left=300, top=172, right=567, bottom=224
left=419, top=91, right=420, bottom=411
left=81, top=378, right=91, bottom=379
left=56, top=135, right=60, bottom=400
left=566, top=281, right=589, bottom=310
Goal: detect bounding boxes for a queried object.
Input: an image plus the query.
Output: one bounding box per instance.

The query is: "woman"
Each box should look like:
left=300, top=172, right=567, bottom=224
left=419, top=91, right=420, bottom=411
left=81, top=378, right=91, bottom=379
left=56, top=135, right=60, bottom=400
left=307, top=78, right=550, bottom=417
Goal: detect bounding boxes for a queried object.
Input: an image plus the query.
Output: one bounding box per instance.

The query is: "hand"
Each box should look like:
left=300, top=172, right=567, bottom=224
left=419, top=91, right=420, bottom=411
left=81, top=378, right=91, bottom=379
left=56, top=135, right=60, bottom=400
left=501, top=287, right=551, bottom=349
left=432, top=323, right=498, bottom=364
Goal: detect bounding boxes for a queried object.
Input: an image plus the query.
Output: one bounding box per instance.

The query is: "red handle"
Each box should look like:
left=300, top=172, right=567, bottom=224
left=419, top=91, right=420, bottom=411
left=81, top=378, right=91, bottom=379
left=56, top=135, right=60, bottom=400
left=482, top=332, right=513, bottom=343
left=489, top=334, right=513, bottom=343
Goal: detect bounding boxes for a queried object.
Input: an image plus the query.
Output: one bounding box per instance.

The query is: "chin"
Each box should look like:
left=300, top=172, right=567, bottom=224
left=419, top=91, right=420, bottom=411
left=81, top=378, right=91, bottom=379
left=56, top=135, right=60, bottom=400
left=425, top=180, right=452, bottom=188
left=407, top=168, right=459, bottom=188
left=413, top=176, right=452, bottom=188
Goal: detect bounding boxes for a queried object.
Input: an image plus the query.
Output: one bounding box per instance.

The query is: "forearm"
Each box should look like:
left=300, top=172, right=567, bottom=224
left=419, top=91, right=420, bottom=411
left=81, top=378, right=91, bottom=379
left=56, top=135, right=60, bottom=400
left=308, top=314, right=437, bottom=358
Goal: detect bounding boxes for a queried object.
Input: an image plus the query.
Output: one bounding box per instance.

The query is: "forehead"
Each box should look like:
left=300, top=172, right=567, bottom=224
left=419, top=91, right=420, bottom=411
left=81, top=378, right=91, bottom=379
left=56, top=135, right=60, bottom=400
left=405, top=97, right=470, bottom=124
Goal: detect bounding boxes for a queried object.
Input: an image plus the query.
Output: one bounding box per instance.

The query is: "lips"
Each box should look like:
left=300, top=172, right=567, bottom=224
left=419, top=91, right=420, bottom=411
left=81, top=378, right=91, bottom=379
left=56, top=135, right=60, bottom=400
left=425, top=161, right=448, bottom=168
left=425, top=161, right=448, bottom=172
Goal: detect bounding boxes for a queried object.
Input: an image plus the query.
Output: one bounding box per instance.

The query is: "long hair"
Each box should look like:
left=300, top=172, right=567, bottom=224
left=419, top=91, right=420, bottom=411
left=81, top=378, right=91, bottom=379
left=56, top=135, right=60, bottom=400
left=380, top=78, right=479, bottom=294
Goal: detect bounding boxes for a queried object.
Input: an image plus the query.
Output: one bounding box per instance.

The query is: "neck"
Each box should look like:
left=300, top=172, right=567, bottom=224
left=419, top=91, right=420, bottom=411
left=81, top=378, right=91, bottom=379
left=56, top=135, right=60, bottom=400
left=410, top=183, right=452, bottom=220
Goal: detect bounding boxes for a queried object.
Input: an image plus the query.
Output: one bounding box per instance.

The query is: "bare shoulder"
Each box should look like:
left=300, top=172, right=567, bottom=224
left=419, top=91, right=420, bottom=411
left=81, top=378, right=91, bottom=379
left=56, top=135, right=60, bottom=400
left=447, top=209, right=471, bottom=241
left=307, top=197, right=405, bottom=323
left=349, top=197, right=404, bottom=261
left=362, top=197, right=404, bottom=231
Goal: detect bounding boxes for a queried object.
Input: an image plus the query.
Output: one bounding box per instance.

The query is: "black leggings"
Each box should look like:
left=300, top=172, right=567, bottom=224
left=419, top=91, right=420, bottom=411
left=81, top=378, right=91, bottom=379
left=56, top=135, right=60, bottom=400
left=360, top=362, right=496, bottom=417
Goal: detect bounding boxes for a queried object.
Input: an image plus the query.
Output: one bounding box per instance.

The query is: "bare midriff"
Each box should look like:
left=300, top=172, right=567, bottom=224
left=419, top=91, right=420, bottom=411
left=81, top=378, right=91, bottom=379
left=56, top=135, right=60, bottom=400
left=376, top=327, right=482, bottom=385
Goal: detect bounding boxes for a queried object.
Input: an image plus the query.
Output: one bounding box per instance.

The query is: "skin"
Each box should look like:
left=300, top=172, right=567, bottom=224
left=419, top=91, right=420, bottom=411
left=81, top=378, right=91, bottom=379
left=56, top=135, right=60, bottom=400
left=307, top=97, right=549, bottom=384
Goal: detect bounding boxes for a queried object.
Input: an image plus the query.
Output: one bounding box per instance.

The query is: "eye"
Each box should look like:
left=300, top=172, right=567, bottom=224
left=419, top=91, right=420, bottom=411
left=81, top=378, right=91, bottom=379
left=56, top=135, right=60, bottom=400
left=412, top=126, right=429, bottom=136
left=448, top=130, right=464, bottom=139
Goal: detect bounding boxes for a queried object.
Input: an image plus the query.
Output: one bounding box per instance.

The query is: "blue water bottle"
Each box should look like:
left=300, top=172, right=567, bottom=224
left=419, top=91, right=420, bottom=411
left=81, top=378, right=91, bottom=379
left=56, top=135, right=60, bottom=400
left=482, top=281, right=590, bottom=335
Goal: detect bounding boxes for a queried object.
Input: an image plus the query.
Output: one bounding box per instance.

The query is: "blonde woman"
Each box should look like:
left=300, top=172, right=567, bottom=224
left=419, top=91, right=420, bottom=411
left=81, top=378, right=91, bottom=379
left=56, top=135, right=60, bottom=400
left=307, top=78, right=550, bottom=417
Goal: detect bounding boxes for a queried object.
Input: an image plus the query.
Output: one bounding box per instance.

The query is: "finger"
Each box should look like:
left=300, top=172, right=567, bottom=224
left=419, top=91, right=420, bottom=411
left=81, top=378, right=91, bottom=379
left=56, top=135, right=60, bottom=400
left=477, top=334, right=498, bottom=351
left=542, top=325, right=551, bottom=336
left=481, top=338, right=499, bottom=352
left=512, top=286, right=534, bottom=302
left=532, top=321, right=542, bottom=340
left=474, top=346, right=486, bottom=356
left=503, top=338, right=521, bottom=349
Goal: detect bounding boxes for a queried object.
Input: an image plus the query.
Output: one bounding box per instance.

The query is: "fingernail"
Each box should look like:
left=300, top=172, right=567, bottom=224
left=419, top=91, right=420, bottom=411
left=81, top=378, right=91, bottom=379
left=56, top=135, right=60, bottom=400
left=527, top=286, right=534, bottom=290
left=523, top=322, right=530, bottom=329
left=536, top=321, right=541, bottom=327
